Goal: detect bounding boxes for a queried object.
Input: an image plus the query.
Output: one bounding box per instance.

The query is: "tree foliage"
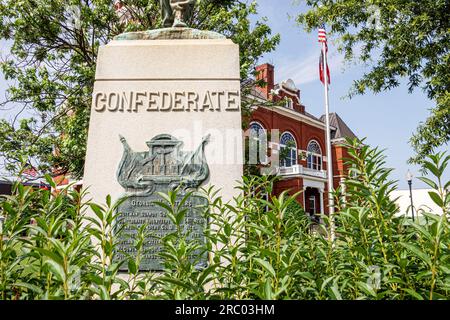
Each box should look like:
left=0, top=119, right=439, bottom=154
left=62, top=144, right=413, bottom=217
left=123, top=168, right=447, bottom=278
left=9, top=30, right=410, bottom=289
left=295, top=0, right=449, bottom=164
left=0, top=0, right=280, bottom=177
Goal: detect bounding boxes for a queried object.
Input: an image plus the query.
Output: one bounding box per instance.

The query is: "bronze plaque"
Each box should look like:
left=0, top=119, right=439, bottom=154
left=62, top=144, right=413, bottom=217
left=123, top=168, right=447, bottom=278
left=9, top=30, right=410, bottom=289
left=115, top=134, right=210, bottom=271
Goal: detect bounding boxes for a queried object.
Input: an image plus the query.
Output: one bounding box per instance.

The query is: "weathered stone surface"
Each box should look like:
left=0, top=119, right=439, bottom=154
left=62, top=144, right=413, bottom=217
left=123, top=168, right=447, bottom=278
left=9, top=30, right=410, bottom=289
left=95, top=39, right=239, bottom=80
left=114, top=28, right=226, bottom=41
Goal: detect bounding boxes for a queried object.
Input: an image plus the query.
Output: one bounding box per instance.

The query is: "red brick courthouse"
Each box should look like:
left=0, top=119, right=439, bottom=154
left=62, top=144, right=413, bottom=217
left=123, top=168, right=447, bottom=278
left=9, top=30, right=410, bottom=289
left=246, top=63, right=357, bottom=217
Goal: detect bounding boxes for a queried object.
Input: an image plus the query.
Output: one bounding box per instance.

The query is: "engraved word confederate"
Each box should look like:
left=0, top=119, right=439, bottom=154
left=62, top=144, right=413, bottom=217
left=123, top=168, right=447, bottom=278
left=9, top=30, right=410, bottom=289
left=94, top=90, right=240, bottom=112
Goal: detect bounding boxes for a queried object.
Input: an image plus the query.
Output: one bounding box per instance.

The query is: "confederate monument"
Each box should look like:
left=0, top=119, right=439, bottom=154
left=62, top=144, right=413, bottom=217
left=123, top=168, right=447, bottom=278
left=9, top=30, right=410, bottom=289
left=83, top=1, right=243, bottom=270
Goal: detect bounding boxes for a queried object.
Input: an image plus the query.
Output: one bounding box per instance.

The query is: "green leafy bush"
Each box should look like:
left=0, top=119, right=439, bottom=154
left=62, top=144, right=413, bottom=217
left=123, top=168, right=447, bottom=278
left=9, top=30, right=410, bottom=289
left=0, top=141, right=448, bottom=300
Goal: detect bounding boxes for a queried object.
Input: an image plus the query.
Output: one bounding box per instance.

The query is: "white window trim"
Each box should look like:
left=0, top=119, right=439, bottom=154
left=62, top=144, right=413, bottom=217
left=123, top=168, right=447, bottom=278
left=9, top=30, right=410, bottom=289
left=249, top=121, right=265, bottom=136
left=307, top=140, right=323, bottom=171
left=249, top=121, right=268, bottom=165
left=280, top=132, right=298, bottom=168
left=285, top=98, right=294, bottom=109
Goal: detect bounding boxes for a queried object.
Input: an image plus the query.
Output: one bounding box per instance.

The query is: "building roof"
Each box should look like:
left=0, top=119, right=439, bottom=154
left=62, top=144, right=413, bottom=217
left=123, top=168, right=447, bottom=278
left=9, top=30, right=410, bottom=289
left=249, top=87, right=267, bottom=101
left=241, top=78, right=268, bottom=101
left=304, top=111, right=323, bottom=123
left=320, top=113, right=357, bottom=140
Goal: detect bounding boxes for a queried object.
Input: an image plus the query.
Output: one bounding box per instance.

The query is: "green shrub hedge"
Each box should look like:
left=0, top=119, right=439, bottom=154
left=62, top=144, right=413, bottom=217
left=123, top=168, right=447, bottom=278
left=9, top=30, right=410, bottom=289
left=0, top=139, right=448, bottom=299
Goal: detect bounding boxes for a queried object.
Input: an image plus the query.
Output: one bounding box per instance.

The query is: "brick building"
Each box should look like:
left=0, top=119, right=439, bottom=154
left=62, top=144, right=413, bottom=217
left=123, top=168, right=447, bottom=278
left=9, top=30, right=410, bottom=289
left=247, top=63, right=357, bottom=217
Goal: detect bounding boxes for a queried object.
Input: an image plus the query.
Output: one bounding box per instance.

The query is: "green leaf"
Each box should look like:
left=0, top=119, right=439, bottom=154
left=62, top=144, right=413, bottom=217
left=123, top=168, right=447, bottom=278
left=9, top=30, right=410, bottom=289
left=198, top=264, right=219, bottom=286
left=400, top=242, right=432, bottom=266
left=45, top=259, right=66, bottom=282
left=423, top=161, right=441, bottom=179
left=320, top=277, right=334, bottom=293
left=99, top=285, right=111, bottom=300
left=89, top=204, right=104, bottom=221
left=253, top=258, right=276, bottom=278
left=428, top=191, right=444, bottom=208
left=330, top=283, right=343, bottom=300
left=297, top=272, right=315, bottom=281
left=224, top=223, right=232, bottom=237
left=175, top=208, right=188, bottom=226
left=356, top=281, right=377, bottom=298
left=44, top=174, right=56, bottom=189
left=128, top=259, right=137, bottom=274
left=158, top=277, right=191, bottom=290
left=403, top=288, right=424, bottom=300
left=2, top=202, right=14, bottom=215
left=15, top=281, right=43, bottom=295
left=418, top=177, right=438, bottom=190
left=409, top=222, right=433, bottom=242
left=86, top=274, right=103, bottom=286
left=264, top=278, right=273, bottom=300
left=32, top=248, right=63, bottom=265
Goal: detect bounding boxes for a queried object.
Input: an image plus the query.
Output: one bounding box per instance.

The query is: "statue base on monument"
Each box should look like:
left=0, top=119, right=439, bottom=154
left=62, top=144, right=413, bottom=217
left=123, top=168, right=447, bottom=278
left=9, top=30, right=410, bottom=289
left=114, top=27, right=226, bottom=41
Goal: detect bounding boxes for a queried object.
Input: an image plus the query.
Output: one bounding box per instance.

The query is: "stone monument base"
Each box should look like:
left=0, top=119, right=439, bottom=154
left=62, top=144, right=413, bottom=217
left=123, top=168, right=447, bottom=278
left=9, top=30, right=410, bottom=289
left=83, top=37, right=243, bottom=271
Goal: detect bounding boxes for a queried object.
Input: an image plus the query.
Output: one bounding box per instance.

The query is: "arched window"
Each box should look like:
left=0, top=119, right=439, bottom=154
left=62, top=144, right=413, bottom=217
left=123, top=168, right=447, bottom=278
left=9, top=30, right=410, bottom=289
left=249, top=122, right=265, bottom=138
left=249, top=122, right=267, bottom=165
left=285, top=98, right=293, bottom=109
left=280, top=132, right=297, bottom=167
left=307, top=140, right=322, bottom=170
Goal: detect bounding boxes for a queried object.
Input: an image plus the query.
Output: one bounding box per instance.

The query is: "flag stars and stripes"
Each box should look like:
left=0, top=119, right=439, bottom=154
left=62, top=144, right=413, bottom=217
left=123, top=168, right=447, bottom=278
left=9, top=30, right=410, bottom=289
left=319, top=25, right=331, bottom=85
left=318, top=27, right=327, bottom=43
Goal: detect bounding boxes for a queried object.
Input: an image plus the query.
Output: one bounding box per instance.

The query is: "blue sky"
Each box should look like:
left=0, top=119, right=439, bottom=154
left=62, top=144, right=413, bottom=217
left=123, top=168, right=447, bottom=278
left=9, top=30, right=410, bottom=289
left=254, top=0, right=449, bottom=190
left=0, top=0, right=448, bottom=189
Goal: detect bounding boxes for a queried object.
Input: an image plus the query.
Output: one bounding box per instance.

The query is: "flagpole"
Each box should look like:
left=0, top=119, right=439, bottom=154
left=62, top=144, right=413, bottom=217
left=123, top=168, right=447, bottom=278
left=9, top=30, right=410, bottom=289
left=322, top=41, right=336, bottom=243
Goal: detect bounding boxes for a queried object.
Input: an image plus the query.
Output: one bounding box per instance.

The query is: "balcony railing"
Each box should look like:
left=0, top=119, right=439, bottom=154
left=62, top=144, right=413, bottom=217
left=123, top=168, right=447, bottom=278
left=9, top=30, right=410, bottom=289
left=279, top=164, right=327, bottom=179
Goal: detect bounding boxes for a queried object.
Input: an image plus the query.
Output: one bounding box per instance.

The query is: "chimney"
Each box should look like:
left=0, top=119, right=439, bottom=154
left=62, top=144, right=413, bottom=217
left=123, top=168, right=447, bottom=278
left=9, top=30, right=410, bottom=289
left=255, top=63, right=274, bottom=99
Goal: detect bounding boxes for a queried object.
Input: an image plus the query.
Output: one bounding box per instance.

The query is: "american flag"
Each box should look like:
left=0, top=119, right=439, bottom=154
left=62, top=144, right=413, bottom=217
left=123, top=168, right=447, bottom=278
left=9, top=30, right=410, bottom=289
left=319, top=24, right=330, bottom=85
left=318, top=25, right=327, bottom=43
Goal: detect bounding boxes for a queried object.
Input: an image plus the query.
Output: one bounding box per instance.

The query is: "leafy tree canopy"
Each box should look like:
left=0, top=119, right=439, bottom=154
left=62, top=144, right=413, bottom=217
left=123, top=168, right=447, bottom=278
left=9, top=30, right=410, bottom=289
left=0, top=0, right=280, bottom=177
left=296, top=0, right=449, bottom=164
